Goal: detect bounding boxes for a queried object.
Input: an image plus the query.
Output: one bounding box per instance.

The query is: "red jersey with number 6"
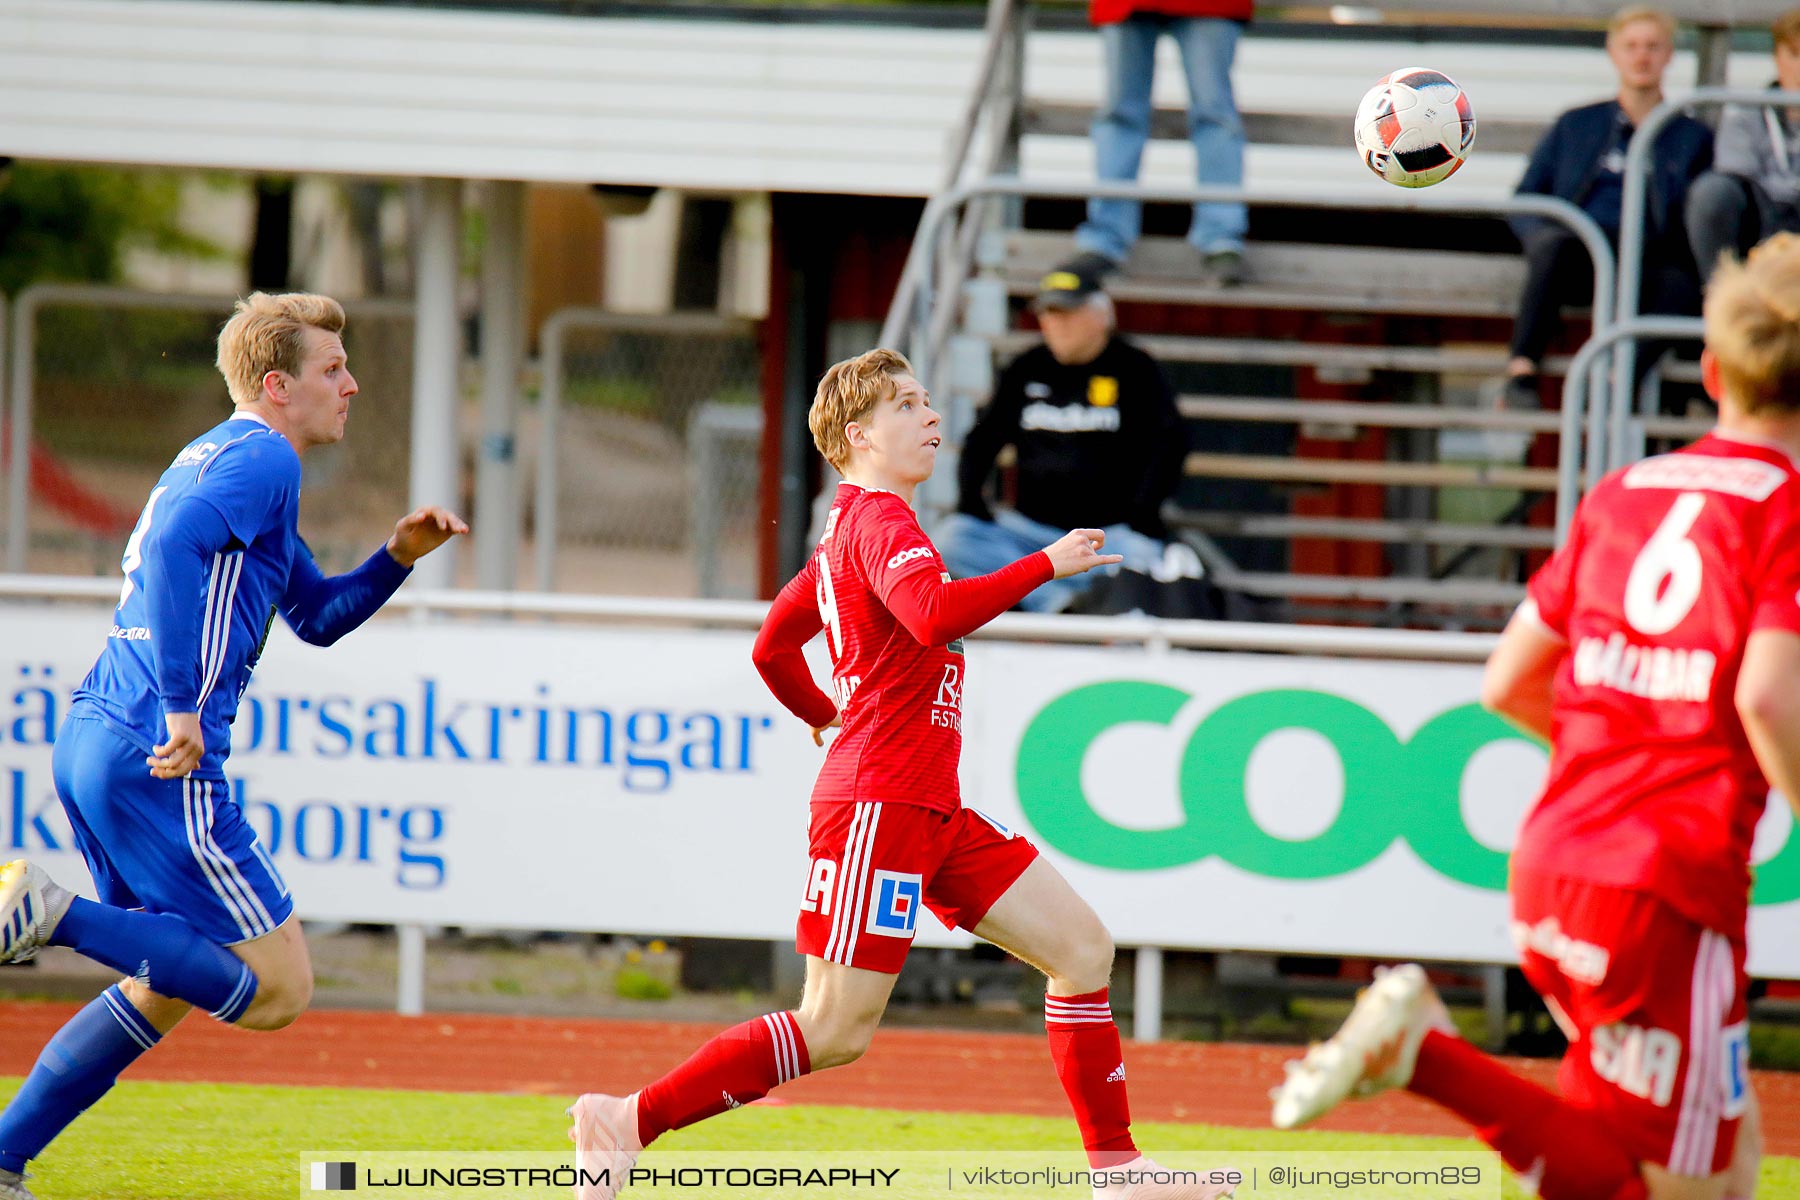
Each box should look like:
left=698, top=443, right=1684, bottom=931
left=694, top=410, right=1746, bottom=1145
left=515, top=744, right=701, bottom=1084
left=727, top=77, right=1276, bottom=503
left=799, top=482, right=966, bottom=811
left=1522, top=434, right=1800, bottom=937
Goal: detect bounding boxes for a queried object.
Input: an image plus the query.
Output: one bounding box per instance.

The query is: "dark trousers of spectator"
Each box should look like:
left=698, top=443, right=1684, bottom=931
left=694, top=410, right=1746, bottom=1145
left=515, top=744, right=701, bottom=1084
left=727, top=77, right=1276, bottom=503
left=1509, top=227, right=1702, bottom=413
left=1686, top=171, right=1800, bottom=283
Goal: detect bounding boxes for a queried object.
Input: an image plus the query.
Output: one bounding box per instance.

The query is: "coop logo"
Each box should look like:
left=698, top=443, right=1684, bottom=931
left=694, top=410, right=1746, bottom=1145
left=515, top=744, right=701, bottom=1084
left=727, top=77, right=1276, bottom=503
left=865, top=870, right=922, bottom=937
left=887, top=546, right=933, bottom=570
left=1014, top=682, right=1800, bottom=903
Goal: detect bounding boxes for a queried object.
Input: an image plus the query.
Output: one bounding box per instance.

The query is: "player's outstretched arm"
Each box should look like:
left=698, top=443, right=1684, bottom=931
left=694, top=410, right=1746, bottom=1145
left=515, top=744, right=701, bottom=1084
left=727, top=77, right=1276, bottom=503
left=752, top=560, right=838, bottom=732
left=1737, top=628, right=1800, bottom=818
left=1480, top=600, right=1564, bottom=743
left=880, top=526, right=1122, bottom=648
left=280, top=506, right=466, bottom=645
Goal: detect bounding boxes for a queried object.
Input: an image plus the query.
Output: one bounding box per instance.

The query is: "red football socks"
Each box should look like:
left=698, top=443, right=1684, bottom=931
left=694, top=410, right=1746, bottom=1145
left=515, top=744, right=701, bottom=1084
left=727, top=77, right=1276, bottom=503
left=1408, top=1031, right=1648, bottom=1200
left=1045, top=988, right=1138, bottom=1169
left=635, top=1011, right=810, bottom=1145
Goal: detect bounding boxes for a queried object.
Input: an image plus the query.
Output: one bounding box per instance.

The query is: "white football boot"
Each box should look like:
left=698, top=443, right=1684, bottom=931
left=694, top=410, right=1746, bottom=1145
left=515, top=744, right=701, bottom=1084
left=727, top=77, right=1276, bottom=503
left=0, top=860, right=72, bottom=965
left=1093, top=1155, right=1237, bottom=1199
left=0, top=1167, right=34, bottom=1200
left=567, top=1092, right=643, bottom=1200
left=1269, top=963, right=1453, bottom=1130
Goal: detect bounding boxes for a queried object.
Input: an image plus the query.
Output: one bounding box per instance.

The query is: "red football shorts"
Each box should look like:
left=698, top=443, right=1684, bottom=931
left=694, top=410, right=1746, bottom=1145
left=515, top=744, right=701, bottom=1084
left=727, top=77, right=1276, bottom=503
left=1510, top=867, right=1749, bottom=1176
left=795, top=801, right=1040, bottom=974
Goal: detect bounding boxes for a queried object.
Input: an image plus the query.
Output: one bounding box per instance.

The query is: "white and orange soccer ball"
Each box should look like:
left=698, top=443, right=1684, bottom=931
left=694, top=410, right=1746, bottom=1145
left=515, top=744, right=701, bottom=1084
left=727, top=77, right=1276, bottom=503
left=1353, top=67, right=1477, bottom=188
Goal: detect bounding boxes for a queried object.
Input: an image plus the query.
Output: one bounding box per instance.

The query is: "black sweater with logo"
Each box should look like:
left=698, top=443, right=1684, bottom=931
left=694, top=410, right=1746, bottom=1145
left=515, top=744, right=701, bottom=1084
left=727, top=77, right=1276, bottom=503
left=957, top=336, right=1186, bottom=538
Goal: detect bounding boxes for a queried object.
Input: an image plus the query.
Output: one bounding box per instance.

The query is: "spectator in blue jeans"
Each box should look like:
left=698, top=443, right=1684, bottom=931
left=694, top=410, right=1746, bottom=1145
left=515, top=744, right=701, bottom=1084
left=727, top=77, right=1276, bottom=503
left=934, top=264, right=1187, bottom=613
left=1063, top=0, right=1254, bottom=289
left=1686, top=8, right=1800, bottom=284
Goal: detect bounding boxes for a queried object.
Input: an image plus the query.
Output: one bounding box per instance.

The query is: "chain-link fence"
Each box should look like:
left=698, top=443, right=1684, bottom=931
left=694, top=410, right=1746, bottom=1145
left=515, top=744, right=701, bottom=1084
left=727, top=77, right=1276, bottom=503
left=534, top=311, right=762, bottom=598
left=6, top=290, right=767, bottom=599
left=3, top=286, right=413, bottom=577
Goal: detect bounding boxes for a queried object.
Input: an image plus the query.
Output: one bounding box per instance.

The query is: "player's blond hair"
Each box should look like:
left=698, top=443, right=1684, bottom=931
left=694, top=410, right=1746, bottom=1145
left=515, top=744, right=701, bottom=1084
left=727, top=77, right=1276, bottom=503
left=809, top=348, right=916, bottom=473
left=1705, top=232, right=1800, bottom=415
left=216, top=291, right=347, bottom=407
left=1608, top=5, right=1676, bottom=42
left=1773, top=7, right=1800, bottom=50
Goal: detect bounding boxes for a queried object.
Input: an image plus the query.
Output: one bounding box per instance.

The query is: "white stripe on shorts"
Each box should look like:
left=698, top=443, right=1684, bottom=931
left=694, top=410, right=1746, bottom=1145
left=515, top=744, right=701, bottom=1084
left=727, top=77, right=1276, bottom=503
left=183, top=778, right=271, bottom=939
left=824, top=803, right=879, bottom=964
left=1670, top=931, right=1735, bottom=1175
left=203, top=780, right=274, bottom=935
left=837, top=803, right=882, bottom=966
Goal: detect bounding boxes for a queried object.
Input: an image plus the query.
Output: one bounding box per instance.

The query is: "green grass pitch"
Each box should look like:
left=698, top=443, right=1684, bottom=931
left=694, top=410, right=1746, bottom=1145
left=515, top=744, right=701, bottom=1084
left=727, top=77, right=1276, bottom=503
left=4, top=1078, right=1795, bottom=1199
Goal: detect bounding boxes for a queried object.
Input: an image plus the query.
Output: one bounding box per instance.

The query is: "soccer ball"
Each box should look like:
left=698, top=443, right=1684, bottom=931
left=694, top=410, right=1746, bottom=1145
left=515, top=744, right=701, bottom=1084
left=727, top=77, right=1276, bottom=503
left=1353, top=68, right=1477, bottom=188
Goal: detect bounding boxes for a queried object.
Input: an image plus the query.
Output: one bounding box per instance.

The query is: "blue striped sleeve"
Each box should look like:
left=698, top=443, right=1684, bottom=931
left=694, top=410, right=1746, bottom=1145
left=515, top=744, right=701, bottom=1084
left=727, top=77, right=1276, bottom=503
left=141, top=495, right=235, bottom=713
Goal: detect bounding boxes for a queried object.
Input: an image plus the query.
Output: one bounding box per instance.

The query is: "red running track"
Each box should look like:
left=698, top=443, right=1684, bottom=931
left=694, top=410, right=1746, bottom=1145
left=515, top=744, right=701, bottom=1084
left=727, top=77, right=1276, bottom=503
left=1, top=1003, right=1795, bottom=1155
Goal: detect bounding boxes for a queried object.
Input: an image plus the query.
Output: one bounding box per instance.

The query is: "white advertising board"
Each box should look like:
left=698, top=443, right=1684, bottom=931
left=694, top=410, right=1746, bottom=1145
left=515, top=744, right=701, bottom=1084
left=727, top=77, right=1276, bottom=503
left=2, top=605, right=1795, bottom=975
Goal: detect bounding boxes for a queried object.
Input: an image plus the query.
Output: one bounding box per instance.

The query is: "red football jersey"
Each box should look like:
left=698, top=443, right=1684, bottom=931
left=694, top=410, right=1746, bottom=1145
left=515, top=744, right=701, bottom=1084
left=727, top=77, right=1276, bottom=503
left=803, top=483, right=967, bottom=812
left=1521, top=434, right=1800, bottom=937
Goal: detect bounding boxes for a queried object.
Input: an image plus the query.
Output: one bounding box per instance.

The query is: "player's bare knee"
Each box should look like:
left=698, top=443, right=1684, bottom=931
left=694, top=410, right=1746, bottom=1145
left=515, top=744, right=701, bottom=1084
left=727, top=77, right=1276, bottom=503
left=1641, top=1163, right=1731, bottom=1200
left=1055, top=926, right=1115, bottom=994
left=804, top=1009, right=881, bottom=1070
left=117, top=978, right=192, bottom=1033
left=236, top=969, right=313, bottom=1030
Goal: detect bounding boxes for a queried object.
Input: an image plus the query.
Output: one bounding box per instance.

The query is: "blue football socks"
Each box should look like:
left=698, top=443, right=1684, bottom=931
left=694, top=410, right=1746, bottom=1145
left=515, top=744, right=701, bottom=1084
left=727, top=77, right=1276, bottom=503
left=0, top=985, right=163, bottom=1172
left=50, top=897, right=257, bottom=1022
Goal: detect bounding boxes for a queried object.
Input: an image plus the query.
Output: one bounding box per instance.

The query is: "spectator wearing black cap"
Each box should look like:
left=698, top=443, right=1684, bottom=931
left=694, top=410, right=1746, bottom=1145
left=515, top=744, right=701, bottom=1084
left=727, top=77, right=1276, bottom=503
left=933, top=264, right=1188, bottom=613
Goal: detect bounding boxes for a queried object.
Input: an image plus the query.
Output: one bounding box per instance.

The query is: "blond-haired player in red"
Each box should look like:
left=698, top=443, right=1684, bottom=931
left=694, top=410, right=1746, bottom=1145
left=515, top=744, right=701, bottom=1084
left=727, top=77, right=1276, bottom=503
left=1268, top=235, right=1800, bottom=1200
left=568, top=350, right=1234, bottom=1200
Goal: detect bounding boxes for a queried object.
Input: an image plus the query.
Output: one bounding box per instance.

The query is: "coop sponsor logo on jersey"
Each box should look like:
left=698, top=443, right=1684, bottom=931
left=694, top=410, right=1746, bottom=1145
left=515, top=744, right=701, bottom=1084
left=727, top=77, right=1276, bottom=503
left=1020, top=402, right=1122, bottom=433
left=1624, top=455, right=1787, bottom=502
left=1571, top=633, right=1716, bottom=703
left=1510, top=915, right=1610, bottom=985
left=1014, top=680, right=1800, bottom=904
left=886, top=545, right=934, bottom=571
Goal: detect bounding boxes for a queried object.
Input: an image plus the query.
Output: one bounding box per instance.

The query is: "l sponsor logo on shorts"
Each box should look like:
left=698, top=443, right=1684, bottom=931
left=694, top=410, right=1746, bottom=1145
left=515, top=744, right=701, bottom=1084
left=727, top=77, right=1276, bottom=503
left=865, top=870, right=922, bottom=937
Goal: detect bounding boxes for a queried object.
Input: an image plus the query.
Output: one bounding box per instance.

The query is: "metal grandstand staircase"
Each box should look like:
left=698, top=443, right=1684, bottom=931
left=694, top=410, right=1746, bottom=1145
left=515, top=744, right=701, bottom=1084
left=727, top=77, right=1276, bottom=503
left=884, top=0, right=1713, bottom=629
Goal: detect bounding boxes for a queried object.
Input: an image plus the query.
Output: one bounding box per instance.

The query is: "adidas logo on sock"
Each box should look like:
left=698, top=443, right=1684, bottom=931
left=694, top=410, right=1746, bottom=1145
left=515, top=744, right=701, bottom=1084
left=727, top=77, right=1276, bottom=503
left=1106, top=1063, right=1127, bottom=1083
left=721, top=1091, right=742, bottom=1110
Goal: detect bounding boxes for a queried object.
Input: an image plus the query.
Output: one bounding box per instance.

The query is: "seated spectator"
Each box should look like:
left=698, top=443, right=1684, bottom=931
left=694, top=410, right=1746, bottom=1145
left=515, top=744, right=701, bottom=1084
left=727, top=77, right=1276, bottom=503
left=1687, top=8, right=1800, bottom=283
left=934, top=264, right=1187, bottom=613
left=1495, top=5, right=1711, bottom=410
left=1061, top=0, right=1253, bottom=289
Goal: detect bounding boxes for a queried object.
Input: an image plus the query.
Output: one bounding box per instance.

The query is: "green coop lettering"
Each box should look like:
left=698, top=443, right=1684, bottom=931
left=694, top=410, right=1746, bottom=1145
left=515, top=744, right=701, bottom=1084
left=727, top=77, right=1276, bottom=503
left=1016, top=682, right=1800, bottom=904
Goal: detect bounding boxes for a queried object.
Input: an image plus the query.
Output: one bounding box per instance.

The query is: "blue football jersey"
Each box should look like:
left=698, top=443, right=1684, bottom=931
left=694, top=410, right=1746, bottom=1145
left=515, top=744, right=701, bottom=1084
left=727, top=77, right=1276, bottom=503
left=73, top=412, right=303, bottom=779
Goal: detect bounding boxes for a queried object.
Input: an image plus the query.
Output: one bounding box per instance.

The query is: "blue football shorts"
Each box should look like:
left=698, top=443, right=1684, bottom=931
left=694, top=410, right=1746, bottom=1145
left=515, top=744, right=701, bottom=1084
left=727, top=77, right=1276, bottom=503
left=51, top=713, right=293, bottom=945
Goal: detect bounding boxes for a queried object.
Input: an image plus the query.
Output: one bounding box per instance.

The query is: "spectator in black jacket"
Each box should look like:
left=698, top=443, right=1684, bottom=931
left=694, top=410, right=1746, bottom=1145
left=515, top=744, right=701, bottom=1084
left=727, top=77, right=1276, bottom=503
left=1686, top=8, right=1800, bottom=284
left=934, top=264, right=1187, bottom=613
left=1496, top=5, right=1712, bottom=409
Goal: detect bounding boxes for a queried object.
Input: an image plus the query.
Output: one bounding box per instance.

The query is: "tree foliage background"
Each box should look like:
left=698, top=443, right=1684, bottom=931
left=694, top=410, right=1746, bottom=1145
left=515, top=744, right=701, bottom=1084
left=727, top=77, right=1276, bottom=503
left=0, top=163, right=223, bottom=295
